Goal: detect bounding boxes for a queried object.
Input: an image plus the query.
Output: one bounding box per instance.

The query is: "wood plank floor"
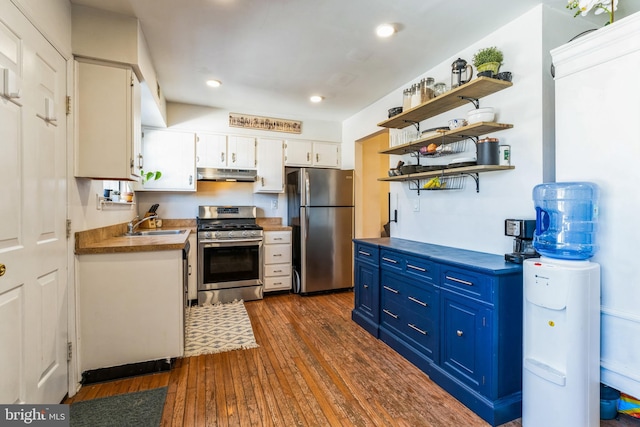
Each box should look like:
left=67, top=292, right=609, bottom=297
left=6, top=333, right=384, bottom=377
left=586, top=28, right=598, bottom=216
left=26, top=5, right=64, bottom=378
left=65, top=291, right=640, bottom=427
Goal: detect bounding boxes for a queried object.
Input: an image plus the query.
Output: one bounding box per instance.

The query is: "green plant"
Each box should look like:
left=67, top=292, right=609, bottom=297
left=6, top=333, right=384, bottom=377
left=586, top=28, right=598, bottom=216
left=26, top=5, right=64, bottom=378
left=141, top=170, right=162, bottom=183
left=472, top=47, right=504, bottom=67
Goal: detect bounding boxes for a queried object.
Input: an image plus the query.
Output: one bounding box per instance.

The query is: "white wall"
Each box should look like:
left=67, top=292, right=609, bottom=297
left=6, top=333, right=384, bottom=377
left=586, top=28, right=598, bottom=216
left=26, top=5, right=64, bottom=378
left=134, top=102, right=343, bottom=221
left=342, top=5, right=590, bottom=256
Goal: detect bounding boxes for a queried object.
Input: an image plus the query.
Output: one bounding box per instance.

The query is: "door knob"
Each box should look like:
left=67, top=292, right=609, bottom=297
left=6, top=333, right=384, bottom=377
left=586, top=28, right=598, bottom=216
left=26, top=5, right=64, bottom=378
left=0, top=263, right=5, bottom=277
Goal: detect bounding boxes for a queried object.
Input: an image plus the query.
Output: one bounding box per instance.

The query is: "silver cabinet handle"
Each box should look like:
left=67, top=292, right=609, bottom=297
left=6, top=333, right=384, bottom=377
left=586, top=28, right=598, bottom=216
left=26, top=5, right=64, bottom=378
left=382, top=257, right=397, bottom=264
left=221, top=152, right=225, bottom=163
left=274, top=237, right=283, bottom=241
left=232, top=153, right=237, bottom=163
left=407, top=264, right=426, bottom=272
left=358, top=250, right=371, bottom=257
left=273, top=253, right=282, bottom=257
left=383, top=285, right=399, bottom=294
left=316, top=153, right=319, bottom=162
left=408, top=324, right=428, bottom=335
left=383, top=309, right=398, bottom=319
left=261, top=177, right=265, bottom=187
left=446, top=275, right=473, bottom=286
left=306, top=152, right=310, bottom=161
left=408, top=296, right=427, bottom=307
left=457, top=330, right=464, bottom=337
left=189, top=175, right=193, bottom=185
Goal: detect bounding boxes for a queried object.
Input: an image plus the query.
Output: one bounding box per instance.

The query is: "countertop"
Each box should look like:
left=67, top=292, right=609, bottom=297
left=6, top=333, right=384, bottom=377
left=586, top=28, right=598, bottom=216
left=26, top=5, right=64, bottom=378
left=257, top=217, right=291, bottom=232
left=354, top=237, right=522, bottom=275
left=75, top=219, right=195, bottom=255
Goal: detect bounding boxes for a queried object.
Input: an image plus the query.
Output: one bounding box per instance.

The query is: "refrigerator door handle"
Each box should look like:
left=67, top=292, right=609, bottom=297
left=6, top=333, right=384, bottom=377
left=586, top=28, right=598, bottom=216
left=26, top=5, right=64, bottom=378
left=304, top=169, right=310, bottom=206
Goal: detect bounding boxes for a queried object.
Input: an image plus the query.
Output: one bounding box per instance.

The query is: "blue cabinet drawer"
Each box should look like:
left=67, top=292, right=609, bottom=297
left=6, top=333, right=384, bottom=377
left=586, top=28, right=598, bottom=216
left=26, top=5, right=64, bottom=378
left=403, top=280, right=438, bottom=321
left=380, top=249, right=403, bottom=271
left=404, top=255, right=438, bottom=284
left=355, top=242, right=379, bottom=265
left=441, top=266, right=492, bottom=303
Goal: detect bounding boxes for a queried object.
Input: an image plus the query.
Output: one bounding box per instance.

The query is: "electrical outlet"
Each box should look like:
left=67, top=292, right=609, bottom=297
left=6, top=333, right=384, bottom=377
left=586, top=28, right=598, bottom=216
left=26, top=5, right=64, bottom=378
left=413, top=198, right=420, bottom=212
left=271, top=199, right=278, bottom=210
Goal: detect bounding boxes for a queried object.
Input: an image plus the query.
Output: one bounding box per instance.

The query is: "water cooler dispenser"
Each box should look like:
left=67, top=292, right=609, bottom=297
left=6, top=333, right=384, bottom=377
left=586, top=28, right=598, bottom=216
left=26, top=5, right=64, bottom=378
left=523, top=182, right=601, bottom=427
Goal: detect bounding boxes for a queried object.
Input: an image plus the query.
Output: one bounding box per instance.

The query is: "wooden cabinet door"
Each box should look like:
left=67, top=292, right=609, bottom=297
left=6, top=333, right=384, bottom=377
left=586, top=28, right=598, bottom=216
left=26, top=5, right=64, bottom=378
left=255, top=138, right=284, bottom=193
left=141, top=128, right=196, bottom=191
left=228, top=135, right=256, bottom=169
left=196, top=133, right=227, bottom=168
left=285, top=140, right=313, bottom=166
left=355, top=260, right=379, bottom=324
left=441, top=290, right=491, bottom=395
left=312, top=141, right=340, bottom=168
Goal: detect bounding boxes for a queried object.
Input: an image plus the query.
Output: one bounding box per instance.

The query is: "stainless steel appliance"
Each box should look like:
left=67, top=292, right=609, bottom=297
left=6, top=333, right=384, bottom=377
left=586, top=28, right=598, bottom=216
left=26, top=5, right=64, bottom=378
left=504, top=218, right=538, bottom=263
left=287, top=168, right=354, bottom=294
left=197, top=206, right=264, bottom=304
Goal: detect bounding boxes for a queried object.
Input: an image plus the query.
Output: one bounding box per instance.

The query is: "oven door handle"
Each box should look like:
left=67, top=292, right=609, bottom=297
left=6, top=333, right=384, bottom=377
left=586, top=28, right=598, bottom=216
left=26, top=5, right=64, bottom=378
left=199, top=239, right=263, bottom=247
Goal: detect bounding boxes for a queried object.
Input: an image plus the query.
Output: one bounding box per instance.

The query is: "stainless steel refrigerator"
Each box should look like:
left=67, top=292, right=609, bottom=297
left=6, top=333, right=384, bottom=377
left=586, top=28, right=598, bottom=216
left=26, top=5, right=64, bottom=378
left=287, top=168, right=354, bottom=294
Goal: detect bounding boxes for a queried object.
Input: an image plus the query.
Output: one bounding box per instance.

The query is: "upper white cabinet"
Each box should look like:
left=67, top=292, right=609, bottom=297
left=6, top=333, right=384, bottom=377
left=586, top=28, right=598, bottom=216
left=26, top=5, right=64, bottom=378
left=197, top=133, right=256, bottom=169
left=140, top=127, right=196, bottom=191
left=228, top=135, right=257, bottom=169
left=254, top=138, right=285, bottom=193
left=285, top=140, right=340, bottom=168
left=75, top=59, right=142, bottom=180
left=196, top=133, right=227, bottom=168
left=72, top=4, right=167, bottom=127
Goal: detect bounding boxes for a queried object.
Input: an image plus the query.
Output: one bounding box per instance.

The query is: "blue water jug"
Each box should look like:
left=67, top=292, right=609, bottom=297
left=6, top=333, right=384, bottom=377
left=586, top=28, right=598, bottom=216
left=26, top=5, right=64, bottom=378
left=532, top=182, right=599, bottom=260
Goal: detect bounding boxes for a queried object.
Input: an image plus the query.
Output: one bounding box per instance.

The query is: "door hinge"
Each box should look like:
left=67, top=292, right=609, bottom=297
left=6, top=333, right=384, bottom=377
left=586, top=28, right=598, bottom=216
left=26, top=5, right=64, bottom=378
left=67, top=342, right=72, bottom=361
left=66, top=219, right=72, bottom=239
left=66, top=96, right=71, bottom=115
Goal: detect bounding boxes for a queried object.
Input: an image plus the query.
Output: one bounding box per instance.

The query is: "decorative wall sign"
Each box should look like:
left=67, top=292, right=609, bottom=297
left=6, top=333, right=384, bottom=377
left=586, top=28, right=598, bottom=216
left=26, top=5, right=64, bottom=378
left=229, top=113, right=302, bottom=134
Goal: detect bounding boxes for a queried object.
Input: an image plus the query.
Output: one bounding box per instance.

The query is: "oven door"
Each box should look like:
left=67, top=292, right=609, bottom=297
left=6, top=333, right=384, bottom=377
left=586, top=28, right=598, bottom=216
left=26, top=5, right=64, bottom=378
left=198, top=238, right=263, bottom=291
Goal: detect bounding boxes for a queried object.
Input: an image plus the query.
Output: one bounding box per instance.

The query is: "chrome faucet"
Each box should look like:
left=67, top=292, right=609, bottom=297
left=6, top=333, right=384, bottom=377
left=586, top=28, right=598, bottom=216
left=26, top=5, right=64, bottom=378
left=127, top=215, right=158, bottom=234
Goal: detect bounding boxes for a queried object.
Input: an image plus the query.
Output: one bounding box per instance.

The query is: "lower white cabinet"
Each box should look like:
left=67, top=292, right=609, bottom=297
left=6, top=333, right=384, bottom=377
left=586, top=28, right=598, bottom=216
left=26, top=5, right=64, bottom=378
left=263, top=230, right=292, bottom=292
left=77, top=250, right=184, bottom=372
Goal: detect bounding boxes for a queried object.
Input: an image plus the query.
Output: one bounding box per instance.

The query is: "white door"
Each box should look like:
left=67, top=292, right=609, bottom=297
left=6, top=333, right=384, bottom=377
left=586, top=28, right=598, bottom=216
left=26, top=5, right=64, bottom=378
left=0, top=2, right=68, bottom=404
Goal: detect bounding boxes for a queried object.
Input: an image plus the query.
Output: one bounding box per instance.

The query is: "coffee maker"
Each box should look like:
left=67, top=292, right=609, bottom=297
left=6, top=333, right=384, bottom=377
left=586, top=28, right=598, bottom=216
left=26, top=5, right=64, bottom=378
left=504, top=219, right=538, bottom=263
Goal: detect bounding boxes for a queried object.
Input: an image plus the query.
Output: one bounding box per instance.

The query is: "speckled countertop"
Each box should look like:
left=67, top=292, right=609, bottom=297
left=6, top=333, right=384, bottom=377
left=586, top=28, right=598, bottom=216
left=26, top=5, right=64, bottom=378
left=257, top=217, right=291, bottom=231
left=75, top=219, right=195, bottom=255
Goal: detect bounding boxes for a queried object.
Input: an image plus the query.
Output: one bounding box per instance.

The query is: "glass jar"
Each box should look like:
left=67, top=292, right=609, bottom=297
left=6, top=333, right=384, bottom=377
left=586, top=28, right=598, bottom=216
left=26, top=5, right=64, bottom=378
left=410, top=84, right=421, bottom=108
left=402, top=88, right=412, bottom=110
left=421, top=77, right=435, bottom=102
left=434, top=82, right=447, bottom=97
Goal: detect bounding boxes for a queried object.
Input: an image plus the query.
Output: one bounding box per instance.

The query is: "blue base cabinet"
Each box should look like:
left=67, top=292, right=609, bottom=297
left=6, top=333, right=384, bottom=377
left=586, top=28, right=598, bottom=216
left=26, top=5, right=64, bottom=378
left=352, top=242, right=380, bottom=337
left=352, top=238, right=523, bottom=426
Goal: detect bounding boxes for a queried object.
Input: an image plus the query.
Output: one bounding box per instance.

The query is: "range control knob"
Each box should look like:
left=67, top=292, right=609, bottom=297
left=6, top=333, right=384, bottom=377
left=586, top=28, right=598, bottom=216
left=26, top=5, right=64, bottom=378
left=228, top=231, right=235, bottom=238
left=242, top=230, right=249, bottom=237
left=204, top=231, right=212, bottom=239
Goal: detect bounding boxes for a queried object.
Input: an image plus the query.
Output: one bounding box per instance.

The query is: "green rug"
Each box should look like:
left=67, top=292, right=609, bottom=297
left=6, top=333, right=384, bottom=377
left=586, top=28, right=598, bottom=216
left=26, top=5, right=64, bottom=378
left=70, top=387, right=167, bottom=427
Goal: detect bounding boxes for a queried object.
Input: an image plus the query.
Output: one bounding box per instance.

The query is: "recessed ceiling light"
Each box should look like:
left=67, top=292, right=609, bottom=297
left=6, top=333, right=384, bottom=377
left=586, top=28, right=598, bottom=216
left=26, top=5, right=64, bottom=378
left=206, top=79, right=222, bottom=88
left=376, top=23, right=396, bottom=38
left=310, top=95, right=324, bottom=103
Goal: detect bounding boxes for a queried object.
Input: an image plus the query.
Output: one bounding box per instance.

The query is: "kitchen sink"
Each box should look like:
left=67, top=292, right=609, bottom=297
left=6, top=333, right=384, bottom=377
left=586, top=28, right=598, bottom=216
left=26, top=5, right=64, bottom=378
left=121, top=229, right=186, bottom=237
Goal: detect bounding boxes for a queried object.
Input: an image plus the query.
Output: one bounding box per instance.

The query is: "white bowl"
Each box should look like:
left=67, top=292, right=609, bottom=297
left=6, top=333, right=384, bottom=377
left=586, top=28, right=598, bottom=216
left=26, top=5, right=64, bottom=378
left=467, top=107, right=495, bottom=124
left=448, top=118, right=467, bottom=129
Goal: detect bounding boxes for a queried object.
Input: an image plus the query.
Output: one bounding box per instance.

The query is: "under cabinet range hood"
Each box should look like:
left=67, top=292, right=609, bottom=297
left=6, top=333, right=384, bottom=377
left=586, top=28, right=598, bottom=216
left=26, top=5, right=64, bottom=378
left=197, top=168, right=257, bottom=182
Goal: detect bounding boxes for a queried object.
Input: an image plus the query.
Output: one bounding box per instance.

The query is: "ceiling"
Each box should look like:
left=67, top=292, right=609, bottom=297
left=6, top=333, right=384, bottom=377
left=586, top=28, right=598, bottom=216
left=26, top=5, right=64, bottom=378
left=69, top=0, right=616, bottom=122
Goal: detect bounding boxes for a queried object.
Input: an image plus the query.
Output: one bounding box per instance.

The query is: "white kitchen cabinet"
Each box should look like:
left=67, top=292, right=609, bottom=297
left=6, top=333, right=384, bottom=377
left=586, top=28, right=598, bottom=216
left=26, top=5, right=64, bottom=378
left=77, top=250, right=184, bottom=372
left=263, top=230, right=292, bottom=292
left=285, top=140, right=340, bottom=168
left=140, top=127, right=196, bottom=191
left=75, top=59, right=142, bottom=180
left=254, top=138, right=285, bottom=193
left=196, top=133, right=256, bottom=169
left=228, top=135, right=257, bottom=169
left=196, top=133, right=227, bottom=168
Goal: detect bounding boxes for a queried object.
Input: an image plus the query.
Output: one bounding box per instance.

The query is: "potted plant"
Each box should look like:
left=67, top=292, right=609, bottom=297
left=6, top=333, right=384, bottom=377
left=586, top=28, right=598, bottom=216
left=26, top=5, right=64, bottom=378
left=141, top=170, right=162, bottom=184
left=473, top=46, right=504, bottom=76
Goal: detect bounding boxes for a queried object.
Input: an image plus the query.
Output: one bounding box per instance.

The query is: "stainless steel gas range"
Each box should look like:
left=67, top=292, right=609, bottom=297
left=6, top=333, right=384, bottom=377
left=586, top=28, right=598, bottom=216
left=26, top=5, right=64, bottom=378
left=197, top=206, right=264, bottom=305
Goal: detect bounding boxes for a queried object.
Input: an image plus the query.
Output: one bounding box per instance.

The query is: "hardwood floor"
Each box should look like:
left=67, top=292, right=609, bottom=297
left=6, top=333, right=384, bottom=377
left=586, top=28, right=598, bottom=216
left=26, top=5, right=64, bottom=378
left=65, top=291, right=640, bottom=427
